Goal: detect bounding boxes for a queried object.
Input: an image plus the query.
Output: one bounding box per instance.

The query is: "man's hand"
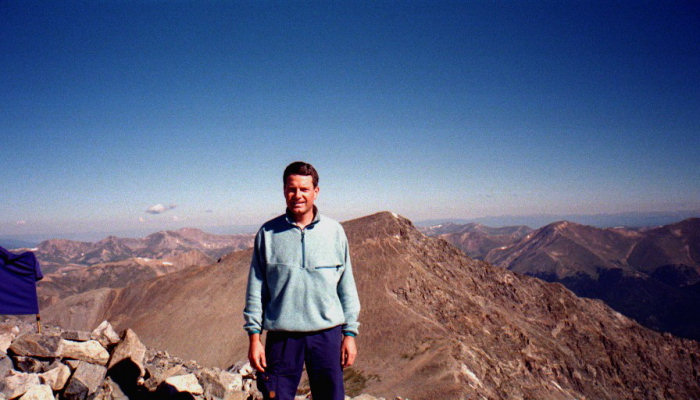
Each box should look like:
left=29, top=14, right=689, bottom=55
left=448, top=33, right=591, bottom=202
left=248, top=333, right=266, bottom=372
left=341, top=335, right=357, bottom=368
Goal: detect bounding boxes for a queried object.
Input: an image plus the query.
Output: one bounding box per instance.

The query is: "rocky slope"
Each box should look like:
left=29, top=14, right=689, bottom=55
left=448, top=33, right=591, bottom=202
left=41, top=212, right=700, bottom=399
left=38, top=250, right=214, bottom=308
left=484, top=218, right=700, bottom=339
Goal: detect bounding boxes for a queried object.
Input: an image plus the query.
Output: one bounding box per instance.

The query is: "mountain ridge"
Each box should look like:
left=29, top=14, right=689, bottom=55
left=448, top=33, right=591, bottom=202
left=431, top=217, right=700, bottom=340
left=24, top=227, right=253, bottom=269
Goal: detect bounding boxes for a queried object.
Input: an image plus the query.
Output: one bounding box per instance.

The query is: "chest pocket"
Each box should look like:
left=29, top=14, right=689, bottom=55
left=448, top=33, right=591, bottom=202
left=308, top=256, right=344, bottom=286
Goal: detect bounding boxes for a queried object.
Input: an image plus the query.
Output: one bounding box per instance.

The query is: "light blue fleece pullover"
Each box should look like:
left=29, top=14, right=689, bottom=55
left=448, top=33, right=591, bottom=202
left=243, top=210, right=361, bottom=336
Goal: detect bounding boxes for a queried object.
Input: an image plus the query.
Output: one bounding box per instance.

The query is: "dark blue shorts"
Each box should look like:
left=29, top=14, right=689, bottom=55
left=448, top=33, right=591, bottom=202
left=257, top=325, right=344, bottom=400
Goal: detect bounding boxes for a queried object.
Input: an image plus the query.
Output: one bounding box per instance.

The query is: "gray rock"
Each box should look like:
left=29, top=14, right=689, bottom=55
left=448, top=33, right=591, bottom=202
left=90, top=322, right=120, bottom=349
left=223, top=392, right=248, bottom=400
left=236, top=362, right=253, bottom=377
left=0, top=326, right=18, bottom=354
left=1, top=354, right=15, bottom=378
left=241, top=380, right=254, bottom=394
left=198, top=368, right=243, bottom=399
left=107, top=329, right=145, bottom=377
left=143, top=364, right=186, bottom=392
left=164, top=374, right=204, bottom=395
left=61, top=331, right=92, bottom=342
left=11, top=356, right=50, bottom=373
left=8, top=334, right=62, bottom=358
left=39, top=362, right=71, bottom=391
left=60, top=340, right=109, bottom=365
left=93, top=377, right=128, bottom=400
left=1, top=370, right=41, bottom=399
left=18, top=384, right=53, bottom=400
left=64, top=361, right=107, bottom=400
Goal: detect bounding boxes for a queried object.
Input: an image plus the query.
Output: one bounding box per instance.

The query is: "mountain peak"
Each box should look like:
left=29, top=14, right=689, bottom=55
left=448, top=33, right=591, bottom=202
left=342, top=211, right=418, bottom=242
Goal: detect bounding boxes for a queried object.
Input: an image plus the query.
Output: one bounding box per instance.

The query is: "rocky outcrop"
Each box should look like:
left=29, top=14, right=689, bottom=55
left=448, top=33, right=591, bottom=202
left=0, top=320, right=263, bottom=400
left=0, top=320, right=394, bottom=400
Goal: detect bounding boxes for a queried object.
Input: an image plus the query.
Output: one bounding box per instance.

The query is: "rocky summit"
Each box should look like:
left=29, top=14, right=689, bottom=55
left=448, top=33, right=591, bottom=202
left=40, top=212, right=700, bottom=399
left=0, top=319, right=401, bottom=400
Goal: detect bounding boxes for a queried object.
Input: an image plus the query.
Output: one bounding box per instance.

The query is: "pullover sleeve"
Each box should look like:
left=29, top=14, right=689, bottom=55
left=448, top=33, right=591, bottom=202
left=243, top=230, right=266, bottom=334
left=337, top=229, right=361, bottom=336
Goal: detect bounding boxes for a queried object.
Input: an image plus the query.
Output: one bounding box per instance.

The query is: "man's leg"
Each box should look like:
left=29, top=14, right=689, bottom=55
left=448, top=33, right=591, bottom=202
left=305, top=326, right=344, bottom=400
left=262, top=331, right=305, bottom=400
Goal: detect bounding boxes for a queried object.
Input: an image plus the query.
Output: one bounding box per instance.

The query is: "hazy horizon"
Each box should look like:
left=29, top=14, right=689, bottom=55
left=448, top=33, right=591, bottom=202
left=2, top=208, right=698, bottom=247
left=3, top=2, right=699, bottom=239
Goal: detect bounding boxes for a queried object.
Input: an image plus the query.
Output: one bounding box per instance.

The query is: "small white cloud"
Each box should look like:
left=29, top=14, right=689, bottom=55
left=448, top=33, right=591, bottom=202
left=16, top=220, right=27, bottom=226
left=139, top=217, right=146, bottom=223
left=146, top=203, right=177, bottom=214
left=171, top=215, right=179, bottom=222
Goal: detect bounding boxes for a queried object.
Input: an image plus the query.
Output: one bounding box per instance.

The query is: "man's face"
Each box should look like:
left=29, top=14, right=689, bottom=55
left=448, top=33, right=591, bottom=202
left=284, top=174, right=319, bottom=220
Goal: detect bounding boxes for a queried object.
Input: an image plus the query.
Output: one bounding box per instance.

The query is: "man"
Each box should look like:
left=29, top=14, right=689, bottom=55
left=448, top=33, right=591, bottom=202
left=243, top=161, right=361, bottom=400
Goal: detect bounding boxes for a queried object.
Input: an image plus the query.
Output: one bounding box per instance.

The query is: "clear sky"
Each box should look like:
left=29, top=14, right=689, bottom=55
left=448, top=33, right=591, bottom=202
left=2, top=1, right=699, bottom=239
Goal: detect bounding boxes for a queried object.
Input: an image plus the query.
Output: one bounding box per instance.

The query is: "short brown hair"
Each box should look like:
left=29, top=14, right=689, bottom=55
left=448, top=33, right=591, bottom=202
left=283, top=161, right=319, bottom=187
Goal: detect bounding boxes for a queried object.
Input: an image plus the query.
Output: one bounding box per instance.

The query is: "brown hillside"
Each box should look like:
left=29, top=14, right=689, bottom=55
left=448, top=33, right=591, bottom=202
left=39, top=250, right=214, bottom=307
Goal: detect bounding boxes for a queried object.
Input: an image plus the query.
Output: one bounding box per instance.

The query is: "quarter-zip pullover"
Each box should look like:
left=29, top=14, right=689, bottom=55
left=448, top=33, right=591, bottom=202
left=243, top=210, right=361, bottom=336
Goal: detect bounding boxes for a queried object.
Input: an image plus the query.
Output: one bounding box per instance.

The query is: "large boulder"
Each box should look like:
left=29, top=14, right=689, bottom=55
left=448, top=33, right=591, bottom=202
left=63, top=361, right=107, bottom=400
left=90, top=322, right=120, bottom=349
left=8, top=334, right=62, bottom=358
left=38, top=362, right=71, bottom=391
left=60, top=340, right=109, bottom=365
left=0, top=326, right=19, bottom=354
left=1, top=370, right=41, bottom=399
left=0, top=354, right=14, bottom=377
left=11, top=357, right=49, bottom=374
left=198, top=368, right=243, bottom=399
left=107, top=329, right=145, bottom=377
left=164, top=374, right=204, bottom=395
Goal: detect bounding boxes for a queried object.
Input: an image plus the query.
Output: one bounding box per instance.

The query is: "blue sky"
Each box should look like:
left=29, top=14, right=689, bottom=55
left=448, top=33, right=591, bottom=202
left=2, top=1, right=699, bottom=239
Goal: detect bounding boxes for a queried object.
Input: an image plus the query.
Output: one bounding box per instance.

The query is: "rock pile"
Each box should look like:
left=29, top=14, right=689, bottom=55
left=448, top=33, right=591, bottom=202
left=0, top=320, right=399, bottom=400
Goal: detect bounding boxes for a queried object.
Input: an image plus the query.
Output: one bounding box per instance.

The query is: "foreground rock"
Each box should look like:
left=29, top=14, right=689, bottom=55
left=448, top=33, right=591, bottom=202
left=1, top=320, right=392, bottom=400
left=0, top=320, right=264, bottom=400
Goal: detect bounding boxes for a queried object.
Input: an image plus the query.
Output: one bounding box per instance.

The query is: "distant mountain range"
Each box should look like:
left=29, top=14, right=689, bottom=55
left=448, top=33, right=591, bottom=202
left=14, top=227, right=254, bottom=273
left=424, top=218, right=700, bottom=340
left=417, top=209, right=700, bottom=229
left=41, top=212, right=700, bottom=399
